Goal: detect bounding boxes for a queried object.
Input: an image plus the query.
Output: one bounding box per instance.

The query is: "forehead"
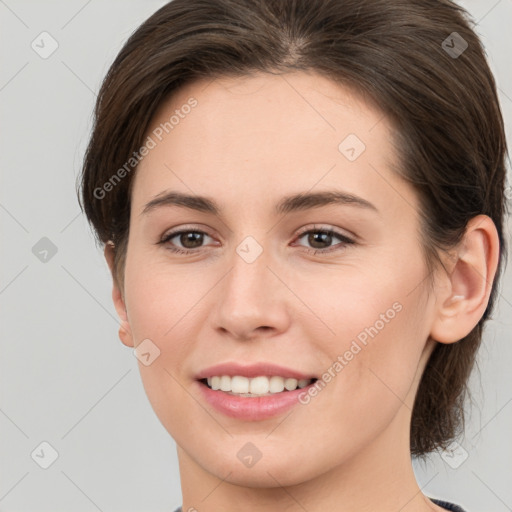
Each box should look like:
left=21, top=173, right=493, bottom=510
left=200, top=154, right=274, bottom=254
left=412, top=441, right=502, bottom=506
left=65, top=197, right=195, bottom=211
left=143, top=71, right=388, bottom=153
left=132, top=71, right=410, bottom=217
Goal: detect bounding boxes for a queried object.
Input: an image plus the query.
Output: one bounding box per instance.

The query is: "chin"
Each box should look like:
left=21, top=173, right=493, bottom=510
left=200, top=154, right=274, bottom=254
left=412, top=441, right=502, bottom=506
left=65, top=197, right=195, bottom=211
left=193, top=443, right=323, bottom=488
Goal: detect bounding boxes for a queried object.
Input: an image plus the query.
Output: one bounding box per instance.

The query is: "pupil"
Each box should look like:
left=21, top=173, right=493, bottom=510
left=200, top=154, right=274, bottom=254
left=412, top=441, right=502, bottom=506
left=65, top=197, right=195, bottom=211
left=181, top=232, right=203, bottom=248
left=309, top=232, right=331, bottom=249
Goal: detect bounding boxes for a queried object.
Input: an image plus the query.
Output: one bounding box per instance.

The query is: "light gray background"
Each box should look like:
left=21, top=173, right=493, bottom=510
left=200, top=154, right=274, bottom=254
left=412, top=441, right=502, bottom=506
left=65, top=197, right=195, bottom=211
left=0, top=1, right=511, bottom=511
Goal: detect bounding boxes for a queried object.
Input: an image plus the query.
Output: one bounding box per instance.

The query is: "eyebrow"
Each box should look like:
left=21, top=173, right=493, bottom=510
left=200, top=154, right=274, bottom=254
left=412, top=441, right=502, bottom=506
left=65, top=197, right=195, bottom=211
left=141, top=190, right=379, bottom=216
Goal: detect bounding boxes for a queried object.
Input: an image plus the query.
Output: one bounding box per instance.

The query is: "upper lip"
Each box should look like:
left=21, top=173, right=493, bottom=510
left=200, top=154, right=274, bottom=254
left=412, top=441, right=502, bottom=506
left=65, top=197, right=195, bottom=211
left=195, top=362, right=317, bottom=381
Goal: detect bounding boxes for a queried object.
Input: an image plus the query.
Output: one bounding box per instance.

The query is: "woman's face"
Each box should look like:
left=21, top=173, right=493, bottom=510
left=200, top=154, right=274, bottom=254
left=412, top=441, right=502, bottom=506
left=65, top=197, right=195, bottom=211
left=117, top=71, right=440, bottom=485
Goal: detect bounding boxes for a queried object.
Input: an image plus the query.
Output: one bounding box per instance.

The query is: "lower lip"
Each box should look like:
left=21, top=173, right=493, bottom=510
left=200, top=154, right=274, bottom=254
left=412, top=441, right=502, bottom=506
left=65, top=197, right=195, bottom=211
left=196, top=379, right=317, bottom=421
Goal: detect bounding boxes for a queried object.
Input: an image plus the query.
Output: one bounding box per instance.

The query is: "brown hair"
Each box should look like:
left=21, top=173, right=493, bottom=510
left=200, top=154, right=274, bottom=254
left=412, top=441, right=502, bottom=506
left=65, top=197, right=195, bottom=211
left=78, top=0, right=509, bottom=457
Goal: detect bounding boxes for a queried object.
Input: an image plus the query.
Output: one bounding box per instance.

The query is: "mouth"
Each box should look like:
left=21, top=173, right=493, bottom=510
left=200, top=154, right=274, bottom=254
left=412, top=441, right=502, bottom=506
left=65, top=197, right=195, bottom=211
left=198, top=375, right=319, bottom=397
left=194, top=362, right=320, bottom=419
left=196, top=375, right=320, bottom=421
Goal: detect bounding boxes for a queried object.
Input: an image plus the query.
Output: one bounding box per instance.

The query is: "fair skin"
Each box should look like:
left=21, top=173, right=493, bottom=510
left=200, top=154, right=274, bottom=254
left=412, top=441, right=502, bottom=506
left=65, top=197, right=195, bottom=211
left=104, top=71, right=499, bottom=512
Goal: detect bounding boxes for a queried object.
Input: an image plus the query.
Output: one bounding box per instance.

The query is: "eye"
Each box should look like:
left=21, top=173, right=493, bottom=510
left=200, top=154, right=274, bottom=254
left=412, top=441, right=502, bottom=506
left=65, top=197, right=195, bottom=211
left=158, top=228, right=215, bottom=254
left=157, top=224, right=355, bottom=256
left=293, top=225, right=355, bottom=255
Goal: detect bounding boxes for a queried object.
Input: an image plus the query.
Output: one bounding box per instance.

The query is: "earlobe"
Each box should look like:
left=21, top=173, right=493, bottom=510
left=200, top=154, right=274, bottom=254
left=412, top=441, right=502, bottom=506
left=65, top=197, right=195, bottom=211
left=104, top=242, right=134, bottom=348
left=118, top=326, right=133, bottom=347
left=429, top=215, right=500, bottom=344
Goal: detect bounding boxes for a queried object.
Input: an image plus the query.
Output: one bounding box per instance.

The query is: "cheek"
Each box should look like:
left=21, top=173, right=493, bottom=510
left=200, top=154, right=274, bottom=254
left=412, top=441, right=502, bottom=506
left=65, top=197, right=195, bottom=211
left=295, top=259, right=430, bottom=407
left=286, top=277, right=429, bottom=461
left=124, top=250, right=197, bottom=340
left=122, top=253, right=192, bottom=373
left=122, top=259, right=201, bottom=438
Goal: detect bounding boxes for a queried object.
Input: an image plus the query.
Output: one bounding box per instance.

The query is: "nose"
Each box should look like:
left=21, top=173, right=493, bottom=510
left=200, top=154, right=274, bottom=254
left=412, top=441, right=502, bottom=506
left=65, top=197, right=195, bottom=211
left=211, top=241, right=292, bottom=341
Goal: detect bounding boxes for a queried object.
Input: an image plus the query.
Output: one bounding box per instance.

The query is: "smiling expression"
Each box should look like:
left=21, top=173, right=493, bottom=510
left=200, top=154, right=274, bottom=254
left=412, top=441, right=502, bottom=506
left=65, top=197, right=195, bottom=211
left=116, top=70, right=439, bottom=486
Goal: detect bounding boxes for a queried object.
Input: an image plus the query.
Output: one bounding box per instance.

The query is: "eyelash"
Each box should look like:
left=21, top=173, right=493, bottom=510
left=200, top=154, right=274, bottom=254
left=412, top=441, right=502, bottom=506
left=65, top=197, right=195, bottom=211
left=157, top=225, right=355, bottom=256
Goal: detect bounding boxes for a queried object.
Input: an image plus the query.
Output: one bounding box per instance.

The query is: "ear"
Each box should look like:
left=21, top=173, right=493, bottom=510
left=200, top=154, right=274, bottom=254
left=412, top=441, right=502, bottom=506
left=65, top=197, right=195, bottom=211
left=104, top=242, right=134, bottom=348
left=430, top=215, right=500, bottom=344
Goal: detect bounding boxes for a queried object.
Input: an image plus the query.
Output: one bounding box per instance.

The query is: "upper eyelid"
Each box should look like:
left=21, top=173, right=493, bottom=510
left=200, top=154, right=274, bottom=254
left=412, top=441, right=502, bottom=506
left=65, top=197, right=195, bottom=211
left=160, top=224, right=215, bottom=241
left=295, top=224, right=355, bottom=240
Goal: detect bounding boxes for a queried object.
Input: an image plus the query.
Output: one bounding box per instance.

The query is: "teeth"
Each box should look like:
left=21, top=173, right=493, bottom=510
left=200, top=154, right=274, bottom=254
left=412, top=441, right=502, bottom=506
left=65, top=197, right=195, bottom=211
left=205, top=375, right=313, bottom=395
left=269, top=376, right=285, bottom=393
left=249, top=376, right=268, bottom=394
